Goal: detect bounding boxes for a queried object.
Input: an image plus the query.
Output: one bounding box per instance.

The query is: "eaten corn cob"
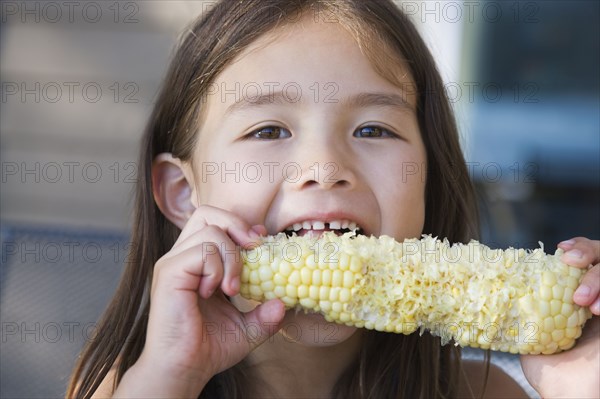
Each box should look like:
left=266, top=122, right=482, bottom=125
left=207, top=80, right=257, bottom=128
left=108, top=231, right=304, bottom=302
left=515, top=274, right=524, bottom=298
left=240, top=232, right=592, bottom=354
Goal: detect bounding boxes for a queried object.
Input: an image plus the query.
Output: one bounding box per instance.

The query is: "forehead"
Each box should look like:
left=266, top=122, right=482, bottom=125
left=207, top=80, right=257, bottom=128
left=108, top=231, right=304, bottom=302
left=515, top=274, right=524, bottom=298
left=211, top=16, right=415, bottom=104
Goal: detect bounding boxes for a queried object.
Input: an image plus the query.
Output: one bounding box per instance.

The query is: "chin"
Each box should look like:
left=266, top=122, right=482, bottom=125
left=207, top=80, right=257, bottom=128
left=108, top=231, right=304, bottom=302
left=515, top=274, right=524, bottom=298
left=278, top=309, right=358, bottom=347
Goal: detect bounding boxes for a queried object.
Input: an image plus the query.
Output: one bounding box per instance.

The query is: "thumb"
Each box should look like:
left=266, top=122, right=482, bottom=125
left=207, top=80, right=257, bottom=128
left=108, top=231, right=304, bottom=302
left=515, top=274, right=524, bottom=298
left=241, top=299, right=285, bottom=350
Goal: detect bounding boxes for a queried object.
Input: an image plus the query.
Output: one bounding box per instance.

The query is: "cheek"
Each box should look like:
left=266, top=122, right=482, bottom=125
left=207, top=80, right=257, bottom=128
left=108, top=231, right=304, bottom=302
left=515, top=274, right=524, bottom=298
left=194, top=165, right=279, bottom=224
left=376, top=159, right=426, bottom=238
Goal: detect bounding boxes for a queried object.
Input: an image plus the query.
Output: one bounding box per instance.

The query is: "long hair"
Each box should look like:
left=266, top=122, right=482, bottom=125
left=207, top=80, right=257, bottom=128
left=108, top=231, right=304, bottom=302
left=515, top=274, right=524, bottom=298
left=67, top=1, right=479, bottom=398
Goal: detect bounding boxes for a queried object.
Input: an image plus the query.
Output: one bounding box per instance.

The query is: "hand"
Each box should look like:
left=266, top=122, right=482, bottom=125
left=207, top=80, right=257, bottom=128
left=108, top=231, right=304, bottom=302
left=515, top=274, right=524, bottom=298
left=521, top=237, right=600, bottom=398
left=117, top=206, right=285, bottom=398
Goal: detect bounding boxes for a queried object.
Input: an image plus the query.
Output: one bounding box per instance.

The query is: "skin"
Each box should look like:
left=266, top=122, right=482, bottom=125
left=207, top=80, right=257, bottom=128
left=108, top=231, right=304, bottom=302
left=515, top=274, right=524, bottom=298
left=103, top=16, right=600, bottom=399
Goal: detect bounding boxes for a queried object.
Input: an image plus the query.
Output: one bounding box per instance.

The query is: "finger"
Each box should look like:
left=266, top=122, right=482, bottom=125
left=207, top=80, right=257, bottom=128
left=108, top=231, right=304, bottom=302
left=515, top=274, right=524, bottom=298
left=558, top=237, right=600, bottom=268
left=197, top=242, right=225, bottom=298
left=239, top=299, right=285, bottom=350
left=574, top=264, right=600, bottom=312
left=174, top=205, right=261, bottom=249
left=251, top=224, right=268, bottom=236
left=169, top=226, right=244, bottom=296
left=593, top=299, right=600, bottom=316
left=167, top=224, right=232, bottom=258
left=153, top=244, right=220, bottom=294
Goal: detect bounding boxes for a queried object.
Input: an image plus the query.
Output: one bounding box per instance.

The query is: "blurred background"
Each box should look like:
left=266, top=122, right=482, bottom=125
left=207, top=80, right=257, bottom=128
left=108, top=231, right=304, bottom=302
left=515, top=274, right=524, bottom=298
left=1, top=1, right=598, bottom=397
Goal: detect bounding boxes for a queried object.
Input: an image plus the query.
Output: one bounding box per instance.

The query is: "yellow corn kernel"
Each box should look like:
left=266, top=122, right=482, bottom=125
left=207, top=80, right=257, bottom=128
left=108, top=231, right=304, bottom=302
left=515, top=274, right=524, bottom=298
left=319, top=300, right=332, bottom=312
left=350, top=256, right=362, bottom=273
left=312, top=269, right=322, bottom=286
left=322, top=269, right=332, bottom=286
left=279, top=261, right=292, bottom=277
left=540, top=285, right=552, bottom=301
left=288, top=270, right=301, bottom=286
left=286, top=284, right=297, bottom=298
left=301, top=268, right=312, bottom=285
left=340, top=288, right=351, bottom=303
left=260, top=281, right=275, bottom=293
left=340, top=312, right=351, bottom=323
left=332, top=270, right=343, bottom=287
left=300, top=298, right=317, bottom=309
left=273, top=285, right=285, bottom=298
left=241, top=232, right=592, bottom=354
left=281, top=296, right=296, bottom=307
left=343, top=270, right=354, bottom=288
left=542, top=270, right=557, bottom=286
left=249, top=270, right=260, bottom=285
left=319, top=286, right=330, bottom=301
left=563, top=287, right=575, bottom=303
left=561, top=303, right=574, bottom=317
left=329, top=287, right=340, bottom=302
left=258, top=266, right=273, bottom=282
left=552, top=329, right=565, bottom=342
left=297, top=284, right=309, bottom=299
left=241, top=267, right=250, bottom=283
left=339, top=252, right=350, bottom=270
left=552, top=285, right=564, bottom=300
left=309, top=285, right=319, bottom=300
left=249, top=285, right=262, bottom=298
left=550, top=299, right=561, bottom=316
left=554, top=314, right=567, bottom=329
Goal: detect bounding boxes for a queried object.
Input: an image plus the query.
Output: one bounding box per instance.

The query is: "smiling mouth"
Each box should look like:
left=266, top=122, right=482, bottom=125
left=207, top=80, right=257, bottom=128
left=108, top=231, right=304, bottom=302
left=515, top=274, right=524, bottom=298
left=283, top=219, right=365, bottom=237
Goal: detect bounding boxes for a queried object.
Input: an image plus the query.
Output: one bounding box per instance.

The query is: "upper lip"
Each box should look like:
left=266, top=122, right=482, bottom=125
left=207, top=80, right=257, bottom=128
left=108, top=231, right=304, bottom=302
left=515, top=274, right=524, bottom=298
left=276, top=211, right=371, bottom=235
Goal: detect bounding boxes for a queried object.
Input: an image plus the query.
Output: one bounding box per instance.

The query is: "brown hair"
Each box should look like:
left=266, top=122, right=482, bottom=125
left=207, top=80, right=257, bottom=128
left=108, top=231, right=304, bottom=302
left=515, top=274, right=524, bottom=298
left=67, top=1, right=479, bottom=398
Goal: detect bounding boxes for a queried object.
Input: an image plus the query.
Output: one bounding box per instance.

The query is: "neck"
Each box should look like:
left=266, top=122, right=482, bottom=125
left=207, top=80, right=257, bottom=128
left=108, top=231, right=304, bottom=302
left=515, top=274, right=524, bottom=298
left=245, top=329, right=363, bottom=398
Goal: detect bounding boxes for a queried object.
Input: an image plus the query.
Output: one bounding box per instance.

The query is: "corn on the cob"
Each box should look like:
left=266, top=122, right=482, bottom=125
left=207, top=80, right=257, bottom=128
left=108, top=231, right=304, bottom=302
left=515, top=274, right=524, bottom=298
left=240, top=232, right=592, bottom=354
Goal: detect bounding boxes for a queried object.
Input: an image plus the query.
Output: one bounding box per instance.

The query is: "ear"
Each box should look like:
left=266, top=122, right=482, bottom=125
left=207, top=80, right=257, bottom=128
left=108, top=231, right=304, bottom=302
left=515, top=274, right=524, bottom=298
left=152, top=153, right=197, bottom=229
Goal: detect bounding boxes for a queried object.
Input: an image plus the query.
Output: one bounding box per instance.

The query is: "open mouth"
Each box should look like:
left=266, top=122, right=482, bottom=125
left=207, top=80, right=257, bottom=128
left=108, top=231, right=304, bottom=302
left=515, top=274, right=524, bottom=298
left=283, top=219, right=365, bottom=237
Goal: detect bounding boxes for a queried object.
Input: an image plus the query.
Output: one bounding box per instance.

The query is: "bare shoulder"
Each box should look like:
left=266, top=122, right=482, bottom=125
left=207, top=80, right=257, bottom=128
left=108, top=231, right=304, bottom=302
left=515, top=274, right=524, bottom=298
left=457, top=359, right=531, bottom=398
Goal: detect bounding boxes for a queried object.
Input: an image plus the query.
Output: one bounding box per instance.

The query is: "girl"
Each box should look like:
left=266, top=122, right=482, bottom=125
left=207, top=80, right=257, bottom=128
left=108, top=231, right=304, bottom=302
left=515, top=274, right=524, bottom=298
left=68, top=1, right=600, bottom=398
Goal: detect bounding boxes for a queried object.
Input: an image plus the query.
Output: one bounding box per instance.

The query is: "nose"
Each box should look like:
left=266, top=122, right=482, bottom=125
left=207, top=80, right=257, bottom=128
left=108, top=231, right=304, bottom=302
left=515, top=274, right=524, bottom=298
left=287, top=142, right=356, bottom=191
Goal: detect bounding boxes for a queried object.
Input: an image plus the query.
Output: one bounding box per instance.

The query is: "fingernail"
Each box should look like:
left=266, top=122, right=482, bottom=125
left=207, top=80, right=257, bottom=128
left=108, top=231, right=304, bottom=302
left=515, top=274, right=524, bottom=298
left=230, top=278, right=240, bottom=292
left=249, top=225, right=265, bottom=238
left=575, top=285, right=591, bottom=299
left=248, top=228, right=260, bottom=239
left=565, top=249, right=583, bottom=261
left=592, top=298, right=600, bottom=314
left=559, top=239, right=575, bottom=246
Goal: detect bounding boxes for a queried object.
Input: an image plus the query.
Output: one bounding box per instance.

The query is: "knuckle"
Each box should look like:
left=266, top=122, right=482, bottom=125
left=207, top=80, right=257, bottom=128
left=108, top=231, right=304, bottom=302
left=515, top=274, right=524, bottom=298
left=202, top=224, right=223, bottom=236
left=201, top=241, right=220, bottom=254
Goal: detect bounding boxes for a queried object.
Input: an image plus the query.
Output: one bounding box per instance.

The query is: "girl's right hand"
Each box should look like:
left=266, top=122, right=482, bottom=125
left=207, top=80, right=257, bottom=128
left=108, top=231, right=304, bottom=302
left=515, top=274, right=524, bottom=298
left=115, top=206, right=285, bottom=398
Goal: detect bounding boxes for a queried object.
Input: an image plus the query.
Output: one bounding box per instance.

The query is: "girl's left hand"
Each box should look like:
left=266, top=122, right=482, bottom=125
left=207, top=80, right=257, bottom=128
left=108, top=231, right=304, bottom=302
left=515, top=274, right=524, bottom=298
left=521, top=237, right=600, bottom=398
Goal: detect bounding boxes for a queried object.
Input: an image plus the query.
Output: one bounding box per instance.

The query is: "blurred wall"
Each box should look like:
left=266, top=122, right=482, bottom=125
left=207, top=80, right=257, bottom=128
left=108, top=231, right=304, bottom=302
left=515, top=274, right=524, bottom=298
left=1, top=1, right=210, bottom=230
left=461, top=0, right=600, bottom=248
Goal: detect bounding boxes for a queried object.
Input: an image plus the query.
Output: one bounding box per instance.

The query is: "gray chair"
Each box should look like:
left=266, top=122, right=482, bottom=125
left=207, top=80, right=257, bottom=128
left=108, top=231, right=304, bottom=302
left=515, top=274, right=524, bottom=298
left=1, top=224, right=127, bottom=398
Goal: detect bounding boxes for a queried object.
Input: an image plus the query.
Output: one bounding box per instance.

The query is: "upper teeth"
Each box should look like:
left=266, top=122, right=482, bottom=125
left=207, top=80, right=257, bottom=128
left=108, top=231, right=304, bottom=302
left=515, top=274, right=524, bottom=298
left=285, top=219, right=360, bottom=232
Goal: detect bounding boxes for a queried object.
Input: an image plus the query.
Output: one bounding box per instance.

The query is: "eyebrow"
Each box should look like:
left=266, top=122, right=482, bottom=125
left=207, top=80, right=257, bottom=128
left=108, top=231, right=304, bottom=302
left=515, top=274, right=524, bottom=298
left=346, top=92, right=414, bottom=113
left=225, top=91, right=292, bottom=115
left=224, top=90, right=415, bottom=115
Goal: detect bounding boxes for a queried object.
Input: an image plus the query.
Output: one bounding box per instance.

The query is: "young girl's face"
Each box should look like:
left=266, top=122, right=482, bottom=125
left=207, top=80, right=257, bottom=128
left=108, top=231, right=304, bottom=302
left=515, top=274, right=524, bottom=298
left=186, top=16, right=427, bottom=344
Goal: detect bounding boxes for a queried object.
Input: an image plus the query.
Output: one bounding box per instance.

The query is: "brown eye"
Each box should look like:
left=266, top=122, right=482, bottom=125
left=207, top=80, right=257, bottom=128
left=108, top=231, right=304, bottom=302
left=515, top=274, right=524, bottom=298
left=252, top=126, right=292, bottom=140
left=353, top=126, right=395, bottom=138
